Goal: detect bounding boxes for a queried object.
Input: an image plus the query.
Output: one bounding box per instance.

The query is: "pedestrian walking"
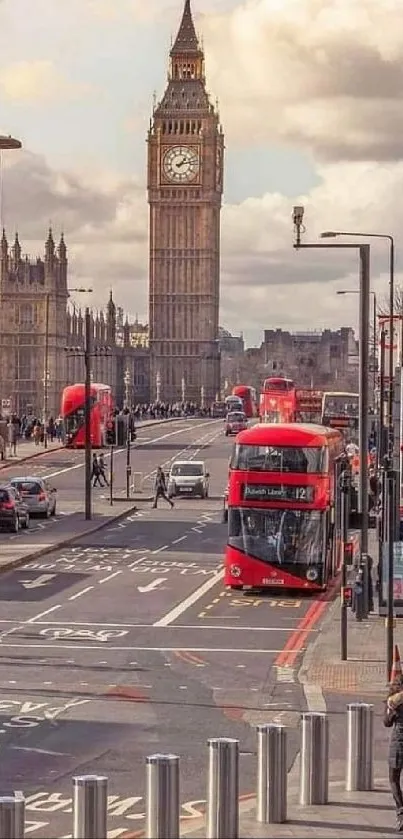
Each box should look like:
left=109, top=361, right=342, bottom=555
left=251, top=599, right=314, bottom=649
left=153, top=466, right=174, bottom=509
left=384, top=676, right=403, bottom=830
left=91, top=453, right=105, bottom=488
left=99, top=453, right=109, bottom=486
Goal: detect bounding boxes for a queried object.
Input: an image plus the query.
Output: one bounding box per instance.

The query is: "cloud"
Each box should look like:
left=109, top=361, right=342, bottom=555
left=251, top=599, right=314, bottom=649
left=0, top=60, right=90, bottom=103
left=3, top=149, right=402, bottom=346
left=203, top=0, right=403, bottom=161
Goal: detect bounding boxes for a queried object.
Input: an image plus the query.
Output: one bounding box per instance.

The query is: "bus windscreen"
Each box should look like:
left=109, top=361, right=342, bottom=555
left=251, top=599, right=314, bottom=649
left=228, top=508, right=323, bottom=566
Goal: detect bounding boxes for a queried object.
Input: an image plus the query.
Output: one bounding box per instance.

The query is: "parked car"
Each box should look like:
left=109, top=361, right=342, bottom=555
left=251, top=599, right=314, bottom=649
left=225, top=411, right=248, bottom=436
left=9, top=477, right=57, bottom=518
left=0, top=485, right=30, bottom=532
left=167, top=461, right=210, bottom=499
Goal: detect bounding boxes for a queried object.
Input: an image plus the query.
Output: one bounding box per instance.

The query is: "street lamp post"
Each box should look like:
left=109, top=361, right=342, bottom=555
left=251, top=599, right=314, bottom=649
left=156, top=371, right=161, bottom=403
left=124, top=367, right=130, bottom=410
left=43, top=293, right=50, bottom=448
left=124, top=368, right=131, bottom=499
left=64, top=288, right=103, bottom=522
left=323, top=230, right=396, bottom=676
left=84, top=308, right=92, bottom=521
left=293, top=208, right=370, bottom=569
left=181, top=376, right=186, bottom=404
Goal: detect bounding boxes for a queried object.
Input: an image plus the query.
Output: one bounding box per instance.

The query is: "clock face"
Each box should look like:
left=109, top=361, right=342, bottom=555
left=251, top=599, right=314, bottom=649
left=162, top=146, right=200, bottom=183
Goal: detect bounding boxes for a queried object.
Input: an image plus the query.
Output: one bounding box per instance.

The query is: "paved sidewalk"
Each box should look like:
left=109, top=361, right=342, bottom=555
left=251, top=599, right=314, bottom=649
left=0, top=438, right=63, bottom=468
left=177, top=777, right=396, bottom=838
left=300, top=530, right=389, bottom=697
left=176, top=528, right=400, bottom=839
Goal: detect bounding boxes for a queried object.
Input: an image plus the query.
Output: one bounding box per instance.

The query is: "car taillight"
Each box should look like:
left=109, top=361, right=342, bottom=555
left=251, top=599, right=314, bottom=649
left=38, top=492, right=46, bottom=501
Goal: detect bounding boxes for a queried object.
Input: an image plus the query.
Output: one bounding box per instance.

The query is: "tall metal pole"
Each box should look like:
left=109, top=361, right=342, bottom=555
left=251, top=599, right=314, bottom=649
left=43, top=293, right=50, bottom=449
left=388, top=239, right=395, bottom=460
left=386, top=465, right=396, bottom=680
left=373, top=293, right=377, bottom=406
left=379, top=329, right=386, bottom=465
left=358, top=244, right=370, bottom=557
left=126, top=417, right=131, bottom=500
left=84, top=307, right=92, bottom=521
left=340, top=464, right=349, bottom=660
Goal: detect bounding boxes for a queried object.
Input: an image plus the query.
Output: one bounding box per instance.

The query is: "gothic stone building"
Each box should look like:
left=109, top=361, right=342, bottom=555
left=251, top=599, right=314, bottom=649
left=0, top=229, right=68, bottom=418
left=147, top=0, right=223, bottom=402
left=0, top=230, right=150, bottom=418
left=261, top=328, right=359, bottom=390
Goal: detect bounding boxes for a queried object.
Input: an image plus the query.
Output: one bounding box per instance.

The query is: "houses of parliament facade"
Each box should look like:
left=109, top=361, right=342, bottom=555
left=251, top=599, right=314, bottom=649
left=0, top=0, right=224, bottom=418
left=0, top=229, right=150, bottom=418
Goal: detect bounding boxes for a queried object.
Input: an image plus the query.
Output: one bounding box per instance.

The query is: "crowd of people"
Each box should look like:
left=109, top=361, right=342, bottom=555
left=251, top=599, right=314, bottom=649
left=0, top=401, right=216, bottom=457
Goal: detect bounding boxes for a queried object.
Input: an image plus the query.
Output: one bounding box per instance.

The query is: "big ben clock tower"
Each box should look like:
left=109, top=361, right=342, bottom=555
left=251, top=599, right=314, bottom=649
left=147, top=0, right=224, bottom=403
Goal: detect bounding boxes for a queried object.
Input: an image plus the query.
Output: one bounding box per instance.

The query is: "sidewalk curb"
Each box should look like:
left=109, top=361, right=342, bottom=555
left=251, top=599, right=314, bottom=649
left=0, top=502, right=137, bottom=576
left=297, top=595, right=340, bottom=687
left=0, top=444, right=64, bottom=470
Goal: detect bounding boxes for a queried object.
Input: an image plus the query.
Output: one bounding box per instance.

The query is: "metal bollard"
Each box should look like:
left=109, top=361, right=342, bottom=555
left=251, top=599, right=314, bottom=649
left=207, top=738, right=239, bottom=839
left=73, top=775, right=108, bottom=839
left=256, top=724, right=287, bottom=824
left=146, top=754, right=180, bottom=839
left=0, top=793, right=25, bottom=839
left=346, top=703, right=374, bottom=791
left=300, top=713, right=329, bottom=805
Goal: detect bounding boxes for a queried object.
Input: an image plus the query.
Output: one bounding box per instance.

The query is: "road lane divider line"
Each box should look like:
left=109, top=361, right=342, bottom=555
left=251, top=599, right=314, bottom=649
left=153, top=570, right=224, bottom=627
left=27, top=604, right=62, bottom=624
left=151, top=545, right=169, bottom=554
left=42, top=420, right=221, bottom=480
left=171, top=536, right=187, bottom=544
left=68, top=585, right=94, bottom=601
left=0, top=643, right=294, bottom=652
left=0, top=618, right=307, bottom=632
left=99, top=571, right=122, bottom=584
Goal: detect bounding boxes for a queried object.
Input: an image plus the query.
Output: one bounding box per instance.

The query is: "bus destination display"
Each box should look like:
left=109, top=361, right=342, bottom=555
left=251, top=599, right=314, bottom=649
left=242, top=484, right=314, bottom=502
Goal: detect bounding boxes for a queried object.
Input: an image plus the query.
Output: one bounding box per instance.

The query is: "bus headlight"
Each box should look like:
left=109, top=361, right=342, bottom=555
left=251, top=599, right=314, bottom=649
left=230, top=565, right=241, bottom=578
left=306, top=568, right=318, bottom=582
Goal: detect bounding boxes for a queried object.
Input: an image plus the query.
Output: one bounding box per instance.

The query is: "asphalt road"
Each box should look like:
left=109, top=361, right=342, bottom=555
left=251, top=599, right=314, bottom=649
left=0, top=419, right=321, bottom=838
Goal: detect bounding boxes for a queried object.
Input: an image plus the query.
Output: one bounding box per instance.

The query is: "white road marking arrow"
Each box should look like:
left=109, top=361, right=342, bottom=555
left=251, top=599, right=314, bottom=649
left=19, top=573, right=57, bottom=590
left=138, top=578, right=167, bottom=593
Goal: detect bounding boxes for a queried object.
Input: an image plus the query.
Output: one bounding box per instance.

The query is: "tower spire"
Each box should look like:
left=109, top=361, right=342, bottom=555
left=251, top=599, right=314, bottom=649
left=170, top=0, right=200, bottom=55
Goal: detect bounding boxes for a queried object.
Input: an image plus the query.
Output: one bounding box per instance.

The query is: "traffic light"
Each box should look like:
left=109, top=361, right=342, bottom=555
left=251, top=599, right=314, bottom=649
left=106, top=421, right=115, bottom=446
left=116, top=416, right=126, bottom=446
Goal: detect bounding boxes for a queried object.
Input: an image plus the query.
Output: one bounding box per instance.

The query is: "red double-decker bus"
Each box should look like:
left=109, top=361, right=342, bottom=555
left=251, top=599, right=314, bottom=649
left=232, top=385, right=258, bottom=418
left=61, top=383, right=114, bottom=448
left=259, top=377, right=297, bottom=423
left=224, top=423, right=344, bottom=591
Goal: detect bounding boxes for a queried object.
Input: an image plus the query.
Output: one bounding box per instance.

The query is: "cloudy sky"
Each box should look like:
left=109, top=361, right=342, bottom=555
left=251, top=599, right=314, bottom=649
left=0, top=0, right=401, bottom=345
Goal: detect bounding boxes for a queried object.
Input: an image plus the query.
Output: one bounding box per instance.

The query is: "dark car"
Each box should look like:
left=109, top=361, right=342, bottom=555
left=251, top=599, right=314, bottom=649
left=0, top=485, right=30, bottom=532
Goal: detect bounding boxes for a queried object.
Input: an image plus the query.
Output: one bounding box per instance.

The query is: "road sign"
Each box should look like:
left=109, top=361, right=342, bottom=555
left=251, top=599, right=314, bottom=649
left=1, top=398, right=11, bottom=411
